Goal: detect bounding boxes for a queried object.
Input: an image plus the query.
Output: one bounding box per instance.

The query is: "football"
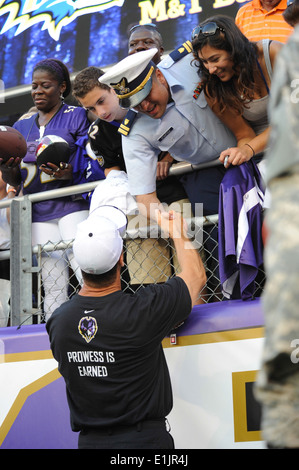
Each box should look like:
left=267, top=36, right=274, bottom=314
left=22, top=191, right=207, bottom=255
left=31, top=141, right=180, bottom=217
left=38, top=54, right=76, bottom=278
left=36, top=135, right=70, bottom=168
left=0, top=125, right=27, bottom=162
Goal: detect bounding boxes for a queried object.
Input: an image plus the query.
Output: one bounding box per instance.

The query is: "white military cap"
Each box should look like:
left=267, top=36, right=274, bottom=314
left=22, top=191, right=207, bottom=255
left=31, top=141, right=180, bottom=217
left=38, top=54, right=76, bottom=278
left=99, top=48, right=157, bottom=108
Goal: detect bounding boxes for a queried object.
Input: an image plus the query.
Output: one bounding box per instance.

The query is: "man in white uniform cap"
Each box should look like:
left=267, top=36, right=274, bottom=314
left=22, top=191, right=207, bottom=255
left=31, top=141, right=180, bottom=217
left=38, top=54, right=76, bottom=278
left=99, top=45, right=236, bottom=220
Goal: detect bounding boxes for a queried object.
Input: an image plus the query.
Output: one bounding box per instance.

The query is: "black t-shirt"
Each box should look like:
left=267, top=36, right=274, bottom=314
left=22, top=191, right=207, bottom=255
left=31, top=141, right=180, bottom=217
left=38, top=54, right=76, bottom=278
left=88, top=119, right=187, bottom=205
left=46, top=277, right=191, bottom=431
left=89, top=119, right=126, bottom=172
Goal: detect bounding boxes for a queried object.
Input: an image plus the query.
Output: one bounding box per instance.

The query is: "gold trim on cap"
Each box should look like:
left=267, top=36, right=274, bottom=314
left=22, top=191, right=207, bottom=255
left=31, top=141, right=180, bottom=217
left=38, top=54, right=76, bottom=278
left=114, top=65, right=154, bottom=100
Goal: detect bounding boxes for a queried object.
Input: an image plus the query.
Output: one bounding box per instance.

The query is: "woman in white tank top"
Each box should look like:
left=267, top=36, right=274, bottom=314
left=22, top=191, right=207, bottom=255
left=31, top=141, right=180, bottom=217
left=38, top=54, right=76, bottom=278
left=191, top=15, right=282, bottom=168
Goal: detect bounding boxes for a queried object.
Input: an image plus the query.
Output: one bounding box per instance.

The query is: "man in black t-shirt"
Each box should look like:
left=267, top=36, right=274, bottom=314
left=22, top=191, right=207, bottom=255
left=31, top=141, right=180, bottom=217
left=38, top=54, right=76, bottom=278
left=46, top=205, right=206, bottom=449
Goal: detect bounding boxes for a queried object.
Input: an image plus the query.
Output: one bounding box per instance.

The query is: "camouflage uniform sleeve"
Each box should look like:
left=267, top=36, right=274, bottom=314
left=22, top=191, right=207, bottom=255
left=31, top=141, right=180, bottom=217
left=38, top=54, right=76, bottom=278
left=255, top=29, right=299, bottom=449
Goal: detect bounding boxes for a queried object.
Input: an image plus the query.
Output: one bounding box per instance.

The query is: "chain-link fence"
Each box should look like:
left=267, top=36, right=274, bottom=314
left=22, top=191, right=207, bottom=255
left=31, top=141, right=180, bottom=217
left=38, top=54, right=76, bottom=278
left=0, top=167, right=266, bottom=327
left=29, top=215, right=221, bottom=324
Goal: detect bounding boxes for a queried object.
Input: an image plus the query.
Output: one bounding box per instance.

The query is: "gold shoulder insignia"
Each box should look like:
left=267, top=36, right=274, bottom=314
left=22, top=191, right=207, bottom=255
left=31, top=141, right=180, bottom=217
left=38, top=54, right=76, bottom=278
left=118, top=110, right=137, bottom=136
left=169, top=41, right=193, bottom=62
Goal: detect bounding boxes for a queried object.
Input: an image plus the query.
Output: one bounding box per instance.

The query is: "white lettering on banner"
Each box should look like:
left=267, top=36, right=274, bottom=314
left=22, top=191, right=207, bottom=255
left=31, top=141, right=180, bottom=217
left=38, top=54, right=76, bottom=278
left=213, top=0, right=235, bottom=8
left=189, top=0, right=202, bottom=14
left=139, top=0, right=168, bottom=22
left=139, top=0, right=243, bottom=23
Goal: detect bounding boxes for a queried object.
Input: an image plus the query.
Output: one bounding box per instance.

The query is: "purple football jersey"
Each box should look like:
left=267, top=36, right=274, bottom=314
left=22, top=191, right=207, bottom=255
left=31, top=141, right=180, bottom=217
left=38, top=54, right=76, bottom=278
left=14, top=104, right=90, bottom=222
left=218, top=160, right=265, bottom=300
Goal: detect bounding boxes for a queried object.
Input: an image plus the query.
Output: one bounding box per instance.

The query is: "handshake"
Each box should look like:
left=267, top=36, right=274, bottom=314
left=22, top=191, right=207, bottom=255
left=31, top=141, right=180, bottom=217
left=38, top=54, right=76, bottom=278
left=155, top=209, right=189, bottom=241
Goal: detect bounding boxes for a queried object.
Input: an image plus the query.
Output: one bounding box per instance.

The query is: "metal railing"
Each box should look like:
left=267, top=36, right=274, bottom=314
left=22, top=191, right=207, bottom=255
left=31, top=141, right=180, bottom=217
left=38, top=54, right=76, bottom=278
left=0, top=161, right=265, bottom=327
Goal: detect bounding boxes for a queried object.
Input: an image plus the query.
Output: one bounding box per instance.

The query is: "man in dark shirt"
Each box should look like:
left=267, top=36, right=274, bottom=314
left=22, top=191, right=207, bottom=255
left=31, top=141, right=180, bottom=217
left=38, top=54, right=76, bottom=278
left=46, top=205, right=206, bottom=448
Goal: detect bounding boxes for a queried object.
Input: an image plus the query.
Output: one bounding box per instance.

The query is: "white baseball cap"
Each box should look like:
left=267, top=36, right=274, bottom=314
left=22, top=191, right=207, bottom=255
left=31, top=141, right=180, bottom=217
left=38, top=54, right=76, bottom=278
left=73, top=206, right=127, bottom=274
left=99, top=48, right=157, bottom=108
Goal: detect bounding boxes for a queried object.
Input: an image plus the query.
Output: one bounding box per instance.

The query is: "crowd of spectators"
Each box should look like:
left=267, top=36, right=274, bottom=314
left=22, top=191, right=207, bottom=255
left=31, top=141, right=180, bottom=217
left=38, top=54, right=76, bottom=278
left=0, top=0, right=294, bottom=321
left=2, top=0, right=299, bottom=451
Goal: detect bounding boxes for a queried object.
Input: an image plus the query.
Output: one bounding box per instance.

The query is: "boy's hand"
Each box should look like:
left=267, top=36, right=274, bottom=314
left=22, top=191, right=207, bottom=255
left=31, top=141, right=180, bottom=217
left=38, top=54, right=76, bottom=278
left=155, top=209, right=188, bottom=240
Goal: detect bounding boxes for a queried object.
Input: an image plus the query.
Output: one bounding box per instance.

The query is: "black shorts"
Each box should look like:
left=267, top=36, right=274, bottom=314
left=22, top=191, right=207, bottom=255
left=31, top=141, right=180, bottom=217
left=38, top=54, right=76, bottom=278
left=78, top=419, right=174, bottom=449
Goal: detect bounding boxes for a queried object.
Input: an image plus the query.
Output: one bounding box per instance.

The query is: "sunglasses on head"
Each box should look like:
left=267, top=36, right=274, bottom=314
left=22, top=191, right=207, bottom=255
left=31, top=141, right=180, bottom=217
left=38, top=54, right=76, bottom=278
left=129, top=23, right=158, bottom=34
left=191, top=22, right=225, bottom=40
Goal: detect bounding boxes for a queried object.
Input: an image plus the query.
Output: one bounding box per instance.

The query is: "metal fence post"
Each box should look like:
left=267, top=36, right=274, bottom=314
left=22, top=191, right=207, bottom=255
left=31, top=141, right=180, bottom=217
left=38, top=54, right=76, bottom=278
left=10, top=196, right=33, bottom=326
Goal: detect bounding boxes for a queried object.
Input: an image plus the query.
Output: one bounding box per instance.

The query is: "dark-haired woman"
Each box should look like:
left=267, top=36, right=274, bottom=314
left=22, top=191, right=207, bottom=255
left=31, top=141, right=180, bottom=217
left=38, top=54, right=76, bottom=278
left=1, top=59, right=91, bottom=320
left=191, top=15, right=282, bottom=168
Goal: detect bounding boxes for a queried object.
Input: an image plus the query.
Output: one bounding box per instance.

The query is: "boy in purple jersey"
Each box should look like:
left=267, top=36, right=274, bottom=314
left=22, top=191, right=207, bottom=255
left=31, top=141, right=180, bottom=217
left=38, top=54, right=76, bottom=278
left=1, top=59, right=103, bottom=320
